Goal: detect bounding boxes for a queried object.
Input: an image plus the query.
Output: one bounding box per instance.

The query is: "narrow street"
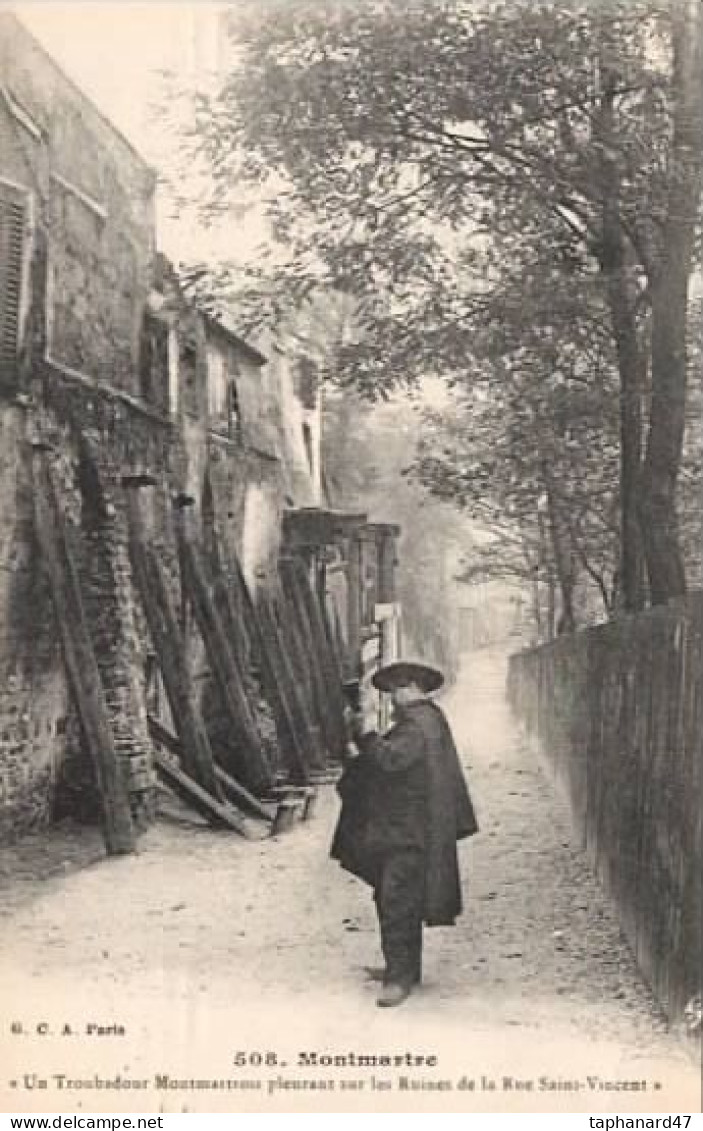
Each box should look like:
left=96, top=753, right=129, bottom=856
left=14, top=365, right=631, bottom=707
left=0, top=649, right=698, bottom=1114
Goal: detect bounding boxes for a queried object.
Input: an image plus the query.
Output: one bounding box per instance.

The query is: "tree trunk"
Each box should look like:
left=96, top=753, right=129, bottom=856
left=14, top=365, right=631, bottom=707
left=541, top=467, right=577, bottom=633
left=595, top=71, right=647, bottom=613
left=536, top=505, right=556, bottom=641
left=639, top=0, right=703, bottom=605
left=609, top=280, right=646, bottom=613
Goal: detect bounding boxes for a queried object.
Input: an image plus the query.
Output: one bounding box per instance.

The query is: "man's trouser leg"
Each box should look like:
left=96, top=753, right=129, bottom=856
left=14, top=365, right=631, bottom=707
left=375, top=849, right=424, bottom=987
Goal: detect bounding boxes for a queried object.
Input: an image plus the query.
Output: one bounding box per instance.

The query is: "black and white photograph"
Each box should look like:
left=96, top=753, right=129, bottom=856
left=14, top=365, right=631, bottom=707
left=0, top=0, right=700, bottom=1115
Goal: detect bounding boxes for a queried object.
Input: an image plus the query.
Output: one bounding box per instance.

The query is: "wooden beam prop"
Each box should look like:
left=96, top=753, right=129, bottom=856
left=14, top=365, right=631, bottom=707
left=151, top=748, right=250, bottom=834
left=148, top=715, right=273, bottom=823
left=285, top=556, right=348, bottom=763
left=274, top=577, right=324, bottom=762
left=125, top=492, right=223, bottom=804
left=175, top=526, right=275, bottom=794
left=225, top=555, right=313, bottom=784
left=214, top=567, right=306, bottom=784
left=287, top=556, right=343, bottom=732
left=32, top=451, right=135, bottom=855
left=257, top=593, right=321, bottom=778
left=279, top=557, right=340, bottom=762
left=212, top=569, right=247, bottom=672
left=214, top=765, right=274, bottom=824
left=317, top=566, right=346, bottom=678
left=346, top=536, right=363, bottom=673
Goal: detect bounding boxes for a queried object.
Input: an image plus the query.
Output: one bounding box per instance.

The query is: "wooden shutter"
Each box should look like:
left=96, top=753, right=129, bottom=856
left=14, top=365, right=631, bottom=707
left=0, top=183, right=26, bottom=377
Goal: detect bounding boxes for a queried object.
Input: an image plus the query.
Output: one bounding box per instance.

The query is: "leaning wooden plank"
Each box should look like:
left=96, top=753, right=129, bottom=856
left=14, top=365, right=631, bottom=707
left=227, top=556, right=313, bottom=784
left=279, top=559, right=336, bottom=759
left=295, top=559, right=349, bottom=761
left=32, top=451, right=135, bottom=855
left=258, top=593, right=322, bottom=777
left=284, top=557, right=348, bottom=762
left=214, top=569, right=305, bottom=782
left=276, top=595, right=327, bottom=770
left=215, top=765, right=275, bottom=823
left=148, top=714, right=273, bottom=823
left=317, top=578, right=345, bottom=677
left=152, top=748, right=250, bottom=835
left=125, top=493, right=222, bottom=803
left=277, top=579, right=315, bottom=712
left=212, top=567, right=248, bottom=671
left=177, top=531, right=274, bottom=793
left=277, top=569, right=324, bottom=744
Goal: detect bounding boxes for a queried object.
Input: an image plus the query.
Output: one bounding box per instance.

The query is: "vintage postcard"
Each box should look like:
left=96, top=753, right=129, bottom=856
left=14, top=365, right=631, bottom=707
left=0, top=0, right=700, bottom=1115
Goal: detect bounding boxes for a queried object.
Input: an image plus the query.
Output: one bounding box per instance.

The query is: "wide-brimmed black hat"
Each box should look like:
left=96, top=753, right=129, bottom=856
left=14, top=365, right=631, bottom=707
left=372, top=660, right=444, bottom=694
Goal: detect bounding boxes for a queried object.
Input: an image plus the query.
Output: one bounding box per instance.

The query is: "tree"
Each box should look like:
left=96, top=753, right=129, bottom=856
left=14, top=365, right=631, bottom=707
left=638, top=0, right=703, bottom=603
left=165, top=0, right=703, bottom=609
left=411, top=280, right=623, bottom=634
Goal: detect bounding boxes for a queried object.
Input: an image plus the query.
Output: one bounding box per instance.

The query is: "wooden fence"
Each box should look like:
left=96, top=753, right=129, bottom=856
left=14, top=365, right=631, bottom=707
left=507, top=593, right=702, bottom=1024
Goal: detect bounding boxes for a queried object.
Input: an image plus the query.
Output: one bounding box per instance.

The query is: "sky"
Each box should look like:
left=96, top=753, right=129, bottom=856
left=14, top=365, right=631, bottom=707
left=11, top=3, right=225, bottom=155
left=9, top=2, right=248, bottom=262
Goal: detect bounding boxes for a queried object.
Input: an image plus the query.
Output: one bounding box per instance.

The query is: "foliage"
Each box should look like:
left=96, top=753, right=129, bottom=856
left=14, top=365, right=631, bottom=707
left=162, top=0, right=702, bottom=617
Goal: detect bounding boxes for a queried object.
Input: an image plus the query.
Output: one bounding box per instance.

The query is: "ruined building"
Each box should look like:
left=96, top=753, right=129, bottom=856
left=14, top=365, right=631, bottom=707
left=0, top=14, right=400, bottom=848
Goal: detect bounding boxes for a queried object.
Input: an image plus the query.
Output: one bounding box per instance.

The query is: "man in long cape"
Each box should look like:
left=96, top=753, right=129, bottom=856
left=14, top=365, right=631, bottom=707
left=330, top=660, right=479, bottom=1007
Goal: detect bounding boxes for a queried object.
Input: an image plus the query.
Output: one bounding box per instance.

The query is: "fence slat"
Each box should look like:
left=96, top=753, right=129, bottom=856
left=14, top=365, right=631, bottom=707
left=507, top=595, right=703, bottom=1024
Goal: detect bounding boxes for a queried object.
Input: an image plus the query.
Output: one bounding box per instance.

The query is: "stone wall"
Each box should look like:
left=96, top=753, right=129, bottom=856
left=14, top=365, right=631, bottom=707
left=0, top=406, right=67, bottom=838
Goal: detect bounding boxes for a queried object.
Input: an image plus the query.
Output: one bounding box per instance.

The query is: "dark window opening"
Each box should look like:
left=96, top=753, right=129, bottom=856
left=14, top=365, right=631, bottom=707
left=139, top=311, right=169, bottom=412
left=297, top=357, right=318, bottom=410
left=227, top=379, right=241, bottom=442
left=302, top=422, right=314, bottom=473
left=180, top=339, right=199, bottom=415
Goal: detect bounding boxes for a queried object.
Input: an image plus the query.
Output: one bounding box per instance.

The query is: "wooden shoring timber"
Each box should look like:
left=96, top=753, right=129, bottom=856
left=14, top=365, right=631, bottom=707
left=214, top=567, right=310, bottom=785
left=214, top=766, right=273, bottom=824
left=271, top=576, right=312, bottom=713
left=125, top=494, right=222, bottom=804
left=276, top=567, right=326, bottom=756
left=261, top=570, right=325, bottom=770
left=151, top=748, right=250, bottom=834
left=264, top=585, right=328, bottom=771
left=257, top=593, right=322, bottom=778
left=288, top=555, right=348, bottom=754
left=315, top=563, right=345, bottom=679
left=279, top=557, right=343, bottom=762
left=148, top=715, right=273, bottom=824
left=212, top=568, right=248, bottom=673
left=323, top=590, right=348, bottom=680
left=320, top=590, right=347, bottom=677
left=286, top=556, right=348, bottom=762
left=31, top=451, right=135, bottom=855
left=176, top=530, right=275, bottom=794
left=226, top=556, right=313, bottom=785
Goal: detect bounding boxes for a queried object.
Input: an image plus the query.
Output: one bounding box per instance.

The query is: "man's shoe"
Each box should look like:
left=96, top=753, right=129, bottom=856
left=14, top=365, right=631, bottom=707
left=363, top=966, right=387, bottom=982
left=364, top=966, right=422, bottom=985
left=376, top=982, right=412, bottom=1008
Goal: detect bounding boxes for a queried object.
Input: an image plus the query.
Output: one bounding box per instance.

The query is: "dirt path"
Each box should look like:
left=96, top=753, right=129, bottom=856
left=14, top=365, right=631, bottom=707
left=0, top=649, right=699, bottom=1114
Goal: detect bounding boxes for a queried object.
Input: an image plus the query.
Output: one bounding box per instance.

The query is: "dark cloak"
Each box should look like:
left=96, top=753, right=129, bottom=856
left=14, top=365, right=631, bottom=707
left=330, top=699, right=478, bottom=926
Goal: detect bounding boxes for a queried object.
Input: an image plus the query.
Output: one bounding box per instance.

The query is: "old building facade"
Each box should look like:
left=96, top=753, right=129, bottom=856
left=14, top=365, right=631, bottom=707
left=0, top=14, right=401, bottom=846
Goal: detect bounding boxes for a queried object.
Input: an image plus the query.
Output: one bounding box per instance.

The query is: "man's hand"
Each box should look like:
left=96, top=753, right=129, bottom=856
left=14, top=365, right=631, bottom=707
left=344, top=706, right=366, bottom=739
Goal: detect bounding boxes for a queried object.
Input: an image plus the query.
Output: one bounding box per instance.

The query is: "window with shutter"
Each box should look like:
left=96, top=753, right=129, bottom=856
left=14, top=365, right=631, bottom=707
left=0, top=183, right=26, bottom=379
